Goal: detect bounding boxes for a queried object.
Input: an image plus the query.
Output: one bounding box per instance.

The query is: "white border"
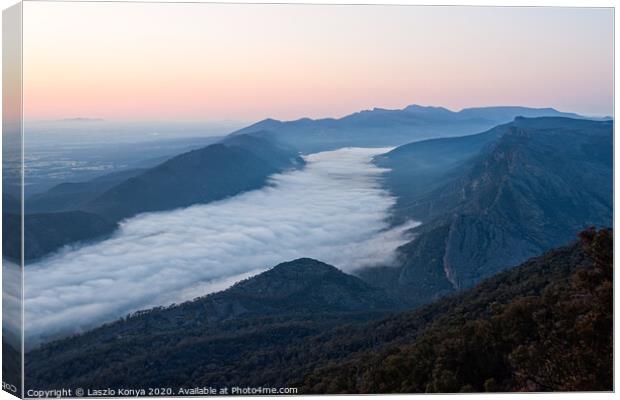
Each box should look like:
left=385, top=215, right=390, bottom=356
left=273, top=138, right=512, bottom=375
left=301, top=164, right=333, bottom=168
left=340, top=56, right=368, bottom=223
left=0, top=1, right=616, bottom=400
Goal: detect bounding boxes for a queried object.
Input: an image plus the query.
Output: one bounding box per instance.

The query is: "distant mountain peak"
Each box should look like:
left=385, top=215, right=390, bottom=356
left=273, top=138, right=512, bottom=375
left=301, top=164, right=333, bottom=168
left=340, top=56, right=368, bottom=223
left=260, top=117, right=282, bottom=124
left=404, top=104, right=452, bottom=112
left=459, top=105, right=559, bottom=112
left=236, top=117, right=284, bottom=132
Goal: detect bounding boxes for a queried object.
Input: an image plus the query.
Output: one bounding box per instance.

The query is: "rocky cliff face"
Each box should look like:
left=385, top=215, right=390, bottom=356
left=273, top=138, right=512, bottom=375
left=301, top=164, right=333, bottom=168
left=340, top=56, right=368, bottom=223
left=371, top=117, right=612, bottom=306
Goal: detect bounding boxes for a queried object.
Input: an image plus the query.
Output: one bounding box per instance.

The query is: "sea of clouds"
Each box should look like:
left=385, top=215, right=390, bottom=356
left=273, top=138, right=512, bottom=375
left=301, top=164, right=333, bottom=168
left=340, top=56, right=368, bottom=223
left=25, top=147, right=418, bottom=344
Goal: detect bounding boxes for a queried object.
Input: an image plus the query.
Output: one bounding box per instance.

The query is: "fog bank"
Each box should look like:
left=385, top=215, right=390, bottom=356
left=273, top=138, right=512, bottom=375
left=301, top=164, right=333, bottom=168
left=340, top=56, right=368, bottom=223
left=25, top=147, right=418, bottom=344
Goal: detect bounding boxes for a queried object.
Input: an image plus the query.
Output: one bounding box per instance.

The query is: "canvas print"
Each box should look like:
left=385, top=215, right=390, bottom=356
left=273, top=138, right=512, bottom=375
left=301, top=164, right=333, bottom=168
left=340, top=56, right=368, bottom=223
left=2, top=1, right=614, bottom=397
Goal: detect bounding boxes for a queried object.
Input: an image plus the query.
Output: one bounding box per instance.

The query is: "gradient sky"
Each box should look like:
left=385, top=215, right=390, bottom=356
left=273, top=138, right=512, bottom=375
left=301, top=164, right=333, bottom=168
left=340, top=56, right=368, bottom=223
left=23, top=2, right=613, bottom=121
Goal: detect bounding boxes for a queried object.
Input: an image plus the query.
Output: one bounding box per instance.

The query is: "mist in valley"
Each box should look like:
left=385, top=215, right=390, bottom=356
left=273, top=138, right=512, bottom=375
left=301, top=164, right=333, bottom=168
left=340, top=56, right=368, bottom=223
left=24, top=147, right=418, bottom=344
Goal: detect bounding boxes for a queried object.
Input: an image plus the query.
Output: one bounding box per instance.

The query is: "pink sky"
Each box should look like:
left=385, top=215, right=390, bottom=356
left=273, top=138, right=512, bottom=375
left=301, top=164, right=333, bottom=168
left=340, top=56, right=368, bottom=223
left=23, top=3, right=613, bottom=121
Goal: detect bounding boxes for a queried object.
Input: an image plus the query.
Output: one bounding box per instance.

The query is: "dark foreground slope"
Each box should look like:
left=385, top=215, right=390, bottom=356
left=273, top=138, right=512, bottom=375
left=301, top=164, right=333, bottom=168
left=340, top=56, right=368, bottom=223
left=26, top=230, right=612, bottom=393
left=369, top=117, right=612, bottom=305
left=7, top=134, right=303, bottom=261
left=301, top=228, right=612, bottom=393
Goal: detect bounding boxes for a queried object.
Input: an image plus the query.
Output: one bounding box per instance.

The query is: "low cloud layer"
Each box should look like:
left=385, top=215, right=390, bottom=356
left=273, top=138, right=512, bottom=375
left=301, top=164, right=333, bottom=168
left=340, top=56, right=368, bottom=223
left=25, top=147, right=418, bottom=344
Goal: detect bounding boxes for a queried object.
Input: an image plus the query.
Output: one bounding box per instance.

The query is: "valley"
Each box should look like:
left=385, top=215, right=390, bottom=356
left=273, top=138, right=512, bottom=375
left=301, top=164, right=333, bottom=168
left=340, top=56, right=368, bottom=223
left=23, top=146, right=416, bottom=345
left=8, top=108, right=612, bottom=394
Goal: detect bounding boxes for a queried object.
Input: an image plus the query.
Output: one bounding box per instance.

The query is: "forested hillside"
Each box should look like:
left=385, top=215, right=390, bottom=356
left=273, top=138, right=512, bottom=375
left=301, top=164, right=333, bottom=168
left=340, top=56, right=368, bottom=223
left=301, top=228, right=613, bottom=392
left=26, top=229, right=612, bottom=393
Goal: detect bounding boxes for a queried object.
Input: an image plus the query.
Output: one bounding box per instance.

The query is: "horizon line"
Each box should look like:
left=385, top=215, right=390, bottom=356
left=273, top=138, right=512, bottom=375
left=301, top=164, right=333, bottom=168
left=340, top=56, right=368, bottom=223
left=23, top=103, right=613, bottom=126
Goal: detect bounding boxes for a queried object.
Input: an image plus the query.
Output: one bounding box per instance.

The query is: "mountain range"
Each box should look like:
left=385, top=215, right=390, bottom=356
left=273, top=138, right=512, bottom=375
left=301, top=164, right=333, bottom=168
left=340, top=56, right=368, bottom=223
left=11, top=105, right=597, bottom=260
left=364, top=117, right=612, bottom=306
left=10, top=105, right=582, bottom=261
left=231, top=105, right=593, bottom=152
left=6, top=111, right=612, bottom=307
left=8, top=104, right=613, bottom=393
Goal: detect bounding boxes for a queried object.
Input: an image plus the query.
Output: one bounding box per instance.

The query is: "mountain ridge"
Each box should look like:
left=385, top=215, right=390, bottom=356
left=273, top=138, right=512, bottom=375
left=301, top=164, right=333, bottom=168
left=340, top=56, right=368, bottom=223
left=367, top=117, right=612, bottom=306
left=7, top=134, right=304, bottom=261
left=231, top=105, right=589, bottom=152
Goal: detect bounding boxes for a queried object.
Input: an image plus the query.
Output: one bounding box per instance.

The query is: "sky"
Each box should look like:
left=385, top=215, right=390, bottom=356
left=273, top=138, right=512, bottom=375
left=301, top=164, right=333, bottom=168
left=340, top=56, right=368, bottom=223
left=23, top=2, right=614, bottom=122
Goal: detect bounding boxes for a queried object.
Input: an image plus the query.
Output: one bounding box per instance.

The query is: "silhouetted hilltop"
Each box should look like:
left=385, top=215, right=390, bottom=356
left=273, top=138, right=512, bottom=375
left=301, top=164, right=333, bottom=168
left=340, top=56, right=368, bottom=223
left=84, top=134, right=303, bottom=221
